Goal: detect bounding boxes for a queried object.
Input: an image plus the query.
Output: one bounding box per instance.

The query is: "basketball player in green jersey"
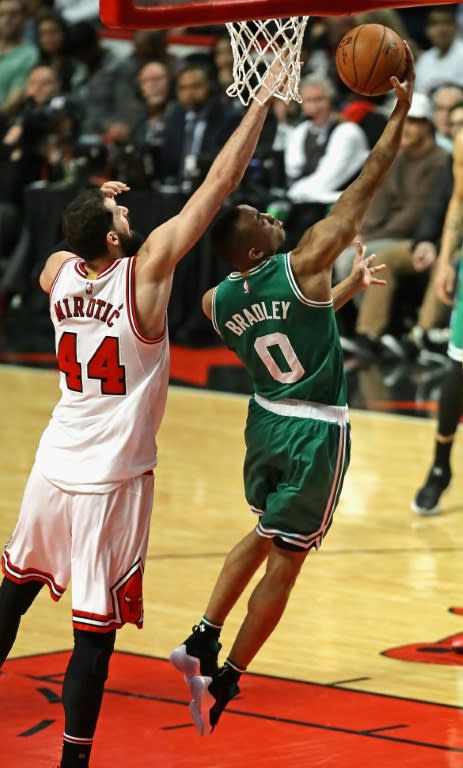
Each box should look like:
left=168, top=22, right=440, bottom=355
left=170, top=43, right=415, bottom=736
left=413, top=106, right=463, bottom=515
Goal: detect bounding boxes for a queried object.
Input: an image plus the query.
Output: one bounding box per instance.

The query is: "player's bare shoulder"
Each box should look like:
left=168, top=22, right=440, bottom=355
left=39, top=250, right=76, bottom=293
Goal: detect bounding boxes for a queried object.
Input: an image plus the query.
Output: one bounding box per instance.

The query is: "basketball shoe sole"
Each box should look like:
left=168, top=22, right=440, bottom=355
left=188, top=675, right=215, bottom=736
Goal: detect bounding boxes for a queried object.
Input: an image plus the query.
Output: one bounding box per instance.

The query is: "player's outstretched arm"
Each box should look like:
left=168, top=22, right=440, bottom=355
left=132, top=63, right=285, bottom=336
left=138, top=64, right=282, bottom=281
left=293, top=41, right=415, bottom=278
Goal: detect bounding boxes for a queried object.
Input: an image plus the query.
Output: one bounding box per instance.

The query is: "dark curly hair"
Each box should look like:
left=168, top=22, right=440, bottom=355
left=62, top=189, right=113, bottom=260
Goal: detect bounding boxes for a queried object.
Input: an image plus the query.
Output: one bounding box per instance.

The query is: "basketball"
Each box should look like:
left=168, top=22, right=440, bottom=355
left=335, top=24, right=407, bottom=97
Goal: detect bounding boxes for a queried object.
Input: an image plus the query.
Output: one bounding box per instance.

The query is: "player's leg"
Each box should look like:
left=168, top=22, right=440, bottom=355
left=187, top=407, right=350, bottom=735
left=170, top=398, right=277, bottom=682
left=60, top=628, right=116, bottom=768
left=62, top=473, right=153, bottom=766
left=170, top=530, right=271, bottom=678
left=189, top=541, right=308, bottom=736
left=412, top=358, right=462, bottom=515
left=226, top=540, right=307, bottom=668
left=412, top=261, right=463, bottom=515
left=0, top=577, right=44, bottom=666
left=1, top=465, right=72, bottom=665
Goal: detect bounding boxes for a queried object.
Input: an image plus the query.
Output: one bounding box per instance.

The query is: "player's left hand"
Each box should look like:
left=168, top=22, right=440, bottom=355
left=350, top=239, right=387, bottom=291
left=100, top=181, right=130, bottom=198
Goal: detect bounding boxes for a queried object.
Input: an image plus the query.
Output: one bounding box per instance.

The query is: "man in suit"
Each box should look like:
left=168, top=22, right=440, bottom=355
left=160, top=63, right=241, bottom=191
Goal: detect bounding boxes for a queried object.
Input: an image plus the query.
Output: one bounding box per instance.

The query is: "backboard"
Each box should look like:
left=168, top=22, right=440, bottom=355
left=100, top=0, right=460, bottom=30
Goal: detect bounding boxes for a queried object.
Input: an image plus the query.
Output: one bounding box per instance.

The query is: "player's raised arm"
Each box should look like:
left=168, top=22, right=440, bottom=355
left=132, top=62, right=284, bottom=336
left=137, top=63, right=282, bottom=280
left=293, top=41, right=415, bottom=279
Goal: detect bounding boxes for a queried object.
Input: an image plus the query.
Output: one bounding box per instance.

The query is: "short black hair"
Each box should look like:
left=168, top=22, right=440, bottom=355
left=62, top=189, right=113, bottom=260
left=210, top=206, right=244, bottom=266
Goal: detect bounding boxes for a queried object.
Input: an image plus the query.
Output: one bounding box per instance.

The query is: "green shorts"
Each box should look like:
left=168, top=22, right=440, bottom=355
left=243, top=395, right=351, bottom=552
left=449, top=259, right=463, bottom=363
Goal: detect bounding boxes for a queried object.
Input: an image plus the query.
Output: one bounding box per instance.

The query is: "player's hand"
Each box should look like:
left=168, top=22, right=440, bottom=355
left=100, top=181, right=130, bottom=198
left=390, top=40, right=415, bottom=111
left=350, top=239, right=387, bottom=291
left=434, top=261, right=455, bottom=306
left=412, top=241, right=436, bottom=272
left=256, top=51, right=289, bottom=104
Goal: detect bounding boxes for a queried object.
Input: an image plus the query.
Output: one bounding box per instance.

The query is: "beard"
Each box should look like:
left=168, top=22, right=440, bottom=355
left=119, top=230, right=145, bottom=258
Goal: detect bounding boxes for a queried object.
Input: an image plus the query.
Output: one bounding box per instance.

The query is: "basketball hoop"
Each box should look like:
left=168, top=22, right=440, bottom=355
left=225, top=17, right=309, bottom=106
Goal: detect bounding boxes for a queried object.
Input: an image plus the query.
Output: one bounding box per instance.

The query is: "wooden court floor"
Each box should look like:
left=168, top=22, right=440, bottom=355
left=2, top=364, right=463, bottom=766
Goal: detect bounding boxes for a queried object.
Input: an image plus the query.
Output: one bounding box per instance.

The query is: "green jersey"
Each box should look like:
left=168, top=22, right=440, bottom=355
left=212, top=252, right=346, bottom=406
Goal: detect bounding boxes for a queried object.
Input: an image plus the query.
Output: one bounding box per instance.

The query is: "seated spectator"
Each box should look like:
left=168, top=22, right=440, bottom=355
left=282, top=73, right=369, bottom=247
left=429, top=82, right=463, bottom=152
left=0, top=64, right=80, bottom=206
left=35, top=9, right=78, bottom=93
left=242, top=98, right=302, bottom=210
left=111, top=29, right=177, bottom=132
left=0, top=62, right=79, bottom=294
left=338, top=95, right=451, bottom=360
left=415, top=6, right=463, bottom=95
left=159, top=62, right=241, bottom=192
left=109, top=59, right=172, bottom=188
left=335, top=93, right=448, bottom=283
left=67, top=20, right=120, bottom=139
left=0, top=0, right=38, bottom=115
left=22, top=0, right=54, bottom=43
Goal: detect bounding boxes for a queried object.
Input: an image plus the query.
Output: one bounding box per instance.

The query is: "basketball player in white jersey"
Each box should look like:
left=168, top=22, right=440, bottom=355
left=0, top=66, right=282, bottom=767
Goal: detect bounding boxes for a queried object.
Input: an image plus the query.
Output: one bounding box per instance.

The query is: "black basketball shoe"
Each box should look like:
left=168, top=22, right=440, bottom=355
left=411, top=465, right=451, bottom=516
left=188, top=665, right=240, bottom=736
left=169, top=624, right=221, bottom=679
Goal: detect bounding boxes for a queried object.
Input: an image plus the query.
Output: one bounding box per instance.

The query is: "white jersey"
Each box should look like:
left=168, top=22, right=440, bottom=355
left=35, top=256, right=169, bottom=492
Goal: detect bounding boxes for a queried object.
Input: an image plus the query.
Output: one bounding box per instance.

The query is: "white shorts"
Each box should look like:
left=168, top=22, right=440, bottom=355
left=2, top=464, right=154, bottom=633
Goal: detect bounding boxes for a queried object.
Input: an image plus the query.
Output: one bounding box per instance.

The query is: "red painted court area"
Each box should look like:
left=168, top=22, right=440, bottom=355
left=3, top=651, right=463, bottom=767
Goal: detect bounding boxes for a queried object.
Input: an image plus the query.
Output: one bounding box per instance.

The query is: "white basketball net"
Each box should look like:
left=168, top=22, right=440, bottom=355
left=225, top=17, right=309, bottom=107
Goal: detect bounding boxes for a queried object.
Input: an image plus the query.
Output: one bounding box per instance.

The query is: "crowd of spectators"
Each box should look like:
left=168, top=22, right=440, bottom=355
left=1, top=1, right=463, bottom=354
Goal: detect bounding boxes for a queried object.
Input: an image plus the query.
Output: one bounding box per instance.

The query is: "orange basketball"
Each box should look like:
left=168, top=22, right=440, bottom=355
left=335, top=24, right=407, bottom=97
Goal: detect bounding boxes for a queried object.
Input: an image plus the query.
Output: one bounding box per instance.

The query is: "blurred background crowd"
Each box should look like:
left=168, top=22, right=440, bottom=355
left=1, top=0, right=463, bottom=354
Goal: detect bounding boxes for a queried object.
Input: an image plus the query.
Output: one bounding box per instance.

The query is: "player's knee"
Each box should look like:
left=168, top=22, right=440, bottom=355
left=0, top=577, right=43, bottom=616
left=69, top=628, right=116, bottom=682
left=269, top=540, right=307, bottom=586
